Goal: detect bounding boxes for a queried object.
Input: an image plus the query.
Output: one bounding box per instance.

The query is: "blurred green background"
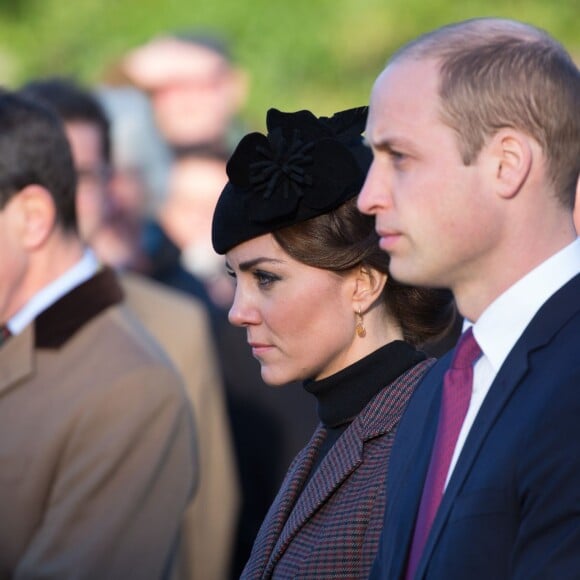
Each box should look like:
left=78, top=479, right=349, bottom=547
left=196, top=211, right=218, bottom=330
left=1, top=0, right=578, bottom=130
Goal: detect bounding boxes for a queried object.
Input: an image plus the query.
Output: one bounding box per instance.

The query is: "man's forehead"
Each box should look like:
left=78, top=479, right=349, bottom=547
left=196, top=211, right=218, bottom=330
left=123, top=38, right=230, bottom=90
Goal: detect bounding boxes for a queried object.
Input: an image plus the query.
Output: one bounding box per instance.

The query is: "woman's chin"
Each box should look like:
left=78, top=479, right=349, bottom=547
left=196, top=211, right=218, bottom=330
left=260, top=367, right=292, bottom=387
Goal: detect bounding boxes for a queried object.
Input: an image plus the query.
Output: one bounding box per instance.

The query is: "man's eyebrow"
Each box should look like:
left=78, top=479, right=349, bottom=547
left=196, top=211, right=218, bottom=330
left=370, top=136, right=411, bottom=152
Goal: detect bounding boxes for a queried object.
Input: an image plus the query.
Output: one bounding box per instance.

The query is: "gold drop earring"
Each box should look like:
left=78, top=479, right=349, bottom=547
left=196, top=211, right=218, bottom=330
left=356, top=306, right=366, bottom=338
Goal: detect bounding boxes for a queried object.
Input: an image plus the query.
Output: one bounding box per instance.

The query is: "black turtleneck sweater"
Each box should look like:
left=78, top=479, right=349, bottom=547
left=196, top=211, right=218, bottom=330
left=303, top=340, right=426, bottom=479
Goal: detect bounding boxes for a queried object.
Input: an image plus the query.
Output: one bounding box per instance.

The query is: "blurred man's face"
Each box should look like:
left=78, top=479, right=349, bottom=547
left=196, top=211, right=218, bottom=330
left=123, top=38, right=245, bottom=148
left=65, top=121, right=110, bottom=243
left=162, top=156, right=227, bottom=251
left=150, top=46, right=238, bottom=148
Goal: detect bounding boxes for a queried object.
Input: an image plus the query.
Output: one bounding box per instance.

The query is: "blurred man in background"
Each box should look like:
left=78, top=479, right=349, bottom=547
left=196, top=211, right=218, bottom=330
left=21, top=77, right=240, bottom=580
left=119, top=31, right=249, bottom=157
left=0, top=88, right=195, bottom=579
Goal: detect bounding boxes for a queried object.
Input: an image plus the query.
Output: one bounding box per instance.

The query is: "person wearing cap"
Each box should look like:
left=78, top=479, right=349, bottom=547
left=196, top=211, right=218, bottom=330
left=211, top=106, right=458, bottom=578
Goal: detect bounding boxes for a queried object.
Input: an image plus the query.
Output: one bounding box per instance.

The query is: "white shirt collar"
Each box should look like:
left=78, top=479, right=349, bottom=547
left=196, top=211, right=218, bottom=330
left=468, top=238, right=580, bottom=372
left=8, top=248, right=100, bottom=336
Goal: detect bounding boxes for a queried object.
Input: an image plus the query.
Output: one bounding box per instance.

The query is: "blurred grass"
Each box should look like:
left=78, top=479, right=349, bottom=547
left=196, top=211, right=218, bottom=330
left=0, top=0, right=578, bottom=131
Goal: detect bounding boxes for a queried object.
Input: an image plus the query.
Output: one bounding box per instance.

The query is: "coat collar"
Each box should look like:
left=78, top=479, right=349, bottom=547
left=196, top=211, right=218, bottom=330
left=34, top=267, right=123, bottom=349
left=0, top=268, right=123, bottom=397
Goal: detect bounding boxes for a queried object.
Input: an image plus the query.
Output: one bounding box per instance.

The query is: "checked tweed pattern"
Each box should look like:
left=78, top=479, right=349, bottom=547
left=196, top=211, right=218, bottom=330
left=241, top=358, right=435, bottom=579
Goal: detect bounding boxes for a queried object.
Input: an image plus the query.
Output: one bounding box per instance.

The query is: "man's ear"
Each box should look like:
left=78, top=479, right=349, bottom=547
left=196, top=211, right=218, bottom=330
left=352, top=266, right=387, bottom=313
left=489, top=129, right=532, bottom=199
left=17, top=185, right=56, bottom=250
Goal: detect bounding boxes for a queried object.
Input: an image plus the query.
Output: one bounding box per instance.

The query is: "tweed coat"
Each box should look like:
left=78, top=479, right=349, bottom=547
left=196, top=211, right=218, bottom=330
left=241, top=357, right=435, bottom=579
left=0, top=268, right=196, bottom=580
left=120, top=272, right=240, bottom=580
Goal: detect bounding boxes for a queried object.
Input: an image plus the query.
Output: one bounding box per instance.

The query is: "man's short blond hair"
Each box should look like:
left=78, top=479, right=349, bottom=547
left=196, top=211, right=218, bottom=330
left=392, top=18, right=580, bottom=208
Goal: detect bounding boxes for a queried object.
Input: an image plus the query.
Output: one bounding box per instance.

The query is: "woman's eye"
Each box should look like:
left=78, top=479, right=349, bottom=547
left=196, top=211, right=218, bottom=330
left=254, top=270, right=279, bottom=288
left=226, top=268, right=238, bottom=286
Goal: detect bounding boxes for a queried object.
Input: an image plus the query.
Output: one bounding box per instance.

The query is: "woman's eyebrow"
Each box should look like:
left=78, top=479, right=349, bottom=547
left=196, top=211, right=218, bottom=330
left=231, top=257, right=286, bottom=272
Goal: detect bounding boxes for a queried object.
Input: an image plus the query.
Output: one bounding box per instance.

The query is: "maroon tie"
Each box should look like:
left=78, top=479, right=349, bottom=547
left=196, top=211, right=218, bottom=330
left=406, top=327, right=482, bottom=579
left=0, top=324, right=12, bottom=347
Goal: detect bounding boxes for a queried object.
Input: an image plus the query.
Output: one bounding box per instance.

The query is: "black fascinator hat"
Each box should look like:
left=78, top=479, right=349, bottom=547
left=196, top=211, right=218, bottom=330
left=211, top=106, right=371, bottom=254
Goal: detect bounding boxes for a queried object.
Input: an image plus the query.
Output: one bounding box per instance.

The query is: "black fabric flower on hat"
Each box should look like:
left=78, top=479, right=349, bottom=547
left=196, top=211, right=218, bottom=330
left=212, top=106, right=370, bottom=254
left=227, top=129, right=315, bottom=223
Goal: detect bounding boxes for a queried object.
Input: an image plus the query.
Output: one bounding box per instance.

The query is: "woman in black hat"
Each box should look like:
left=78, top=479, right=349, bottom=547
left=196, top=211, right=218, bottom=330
left=212, top=107, right=456, bottom=578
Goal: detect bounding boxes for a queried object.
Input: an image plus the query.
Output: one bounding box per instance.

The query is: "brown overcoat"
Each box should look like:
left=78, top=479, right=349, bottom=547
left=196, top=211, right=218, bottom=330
left=0, top=269, right=196, bottom=580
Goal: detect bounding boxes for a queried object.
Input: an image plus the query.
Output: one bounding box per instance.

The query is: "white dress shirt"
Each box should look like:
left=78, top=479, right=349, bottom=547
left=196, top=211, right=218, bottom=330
left=445, top=238, right=580, bottom=487
left=7, top=248, right=100, bottom=336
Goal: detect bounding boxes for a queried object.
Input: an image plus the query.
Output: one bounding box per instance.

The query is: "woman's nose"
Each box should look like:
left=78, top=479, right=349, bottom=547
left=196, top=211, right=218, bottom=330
left=228, top=287, right=259, bottom=327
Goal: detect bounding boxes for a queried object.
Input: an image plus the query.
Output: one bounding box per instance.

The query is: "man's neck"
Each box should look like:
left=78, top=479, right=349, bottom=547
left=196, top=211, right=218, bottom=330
left=5, top=232, right=86, bottom=323
left=455, top=210, right=577, bottom=322
left=456, top=229, right=578, bottom=323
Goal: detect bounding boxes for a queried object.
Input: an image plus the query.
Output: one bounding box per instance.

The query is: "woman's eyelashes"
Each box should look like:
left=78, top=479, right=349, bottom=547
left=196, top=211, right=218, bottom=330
left=253, top=269, right=281, bottom=288
left=226, top=265, right=281, bottom=289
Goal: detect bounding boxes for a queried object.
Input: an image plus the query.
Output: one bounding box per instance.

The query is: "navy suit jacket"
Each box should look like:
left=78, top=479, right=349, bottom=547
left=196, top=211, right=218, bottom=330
left=371, top=273, right=580, bottom=579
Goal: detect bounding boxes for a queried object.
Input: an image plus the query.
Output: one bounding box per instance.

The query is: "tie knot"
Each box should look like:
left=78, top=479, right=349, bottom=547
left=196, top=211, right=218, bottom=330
left=451, top=327, right=482, bottom=370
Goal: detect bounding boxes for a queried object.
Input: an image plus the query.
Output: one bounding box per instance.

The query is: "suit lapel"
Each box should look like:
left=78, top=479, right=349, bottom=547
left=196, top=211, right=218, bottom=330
left=417, top=273, right=580, bottom=578
left=0, top=326, right=34, bottom=396
left=385, top=362, right=447, bottom=579
left=416, top=352, right=530, bottom=577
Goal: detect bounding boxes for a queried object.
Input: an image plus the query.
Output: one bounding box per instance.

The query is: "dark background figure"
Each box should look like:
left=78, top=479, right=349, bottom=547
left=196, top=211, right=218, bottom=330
left=101, top=32, right=321, bottom=573
left=136, top=153, right=320, bottom=574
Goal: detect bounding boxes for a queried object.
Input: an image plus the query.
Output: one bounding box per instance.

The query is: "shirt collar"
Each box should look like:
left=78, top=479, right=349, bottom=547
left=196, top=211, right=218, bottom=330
left=8, top=248, right=100, bottom=335
left=469, top=238, right=580, bottom=372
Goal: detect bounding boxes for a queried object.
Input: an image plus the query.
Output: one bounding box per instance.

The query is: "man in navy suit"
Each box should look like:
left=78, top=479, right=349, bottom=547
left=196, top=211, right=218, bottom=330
left=358, top=17, right=580, bottom=579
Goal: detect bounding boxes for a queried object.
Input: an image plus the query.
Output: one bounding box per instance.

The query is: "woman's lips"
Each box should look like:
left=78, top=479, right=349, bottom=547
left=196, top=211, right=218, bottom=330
left=249, top=343, right=273, bottom=357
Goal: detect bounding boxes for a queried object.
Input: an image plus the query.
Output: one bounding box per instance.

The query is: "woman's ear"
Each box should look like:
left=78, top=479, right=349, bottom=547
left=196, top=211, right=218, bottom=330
left=17, top=185, right=56, bottom=250
left=353, top=266, right=387, bottom=312
left=489, top=129, right=532, bottom=200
